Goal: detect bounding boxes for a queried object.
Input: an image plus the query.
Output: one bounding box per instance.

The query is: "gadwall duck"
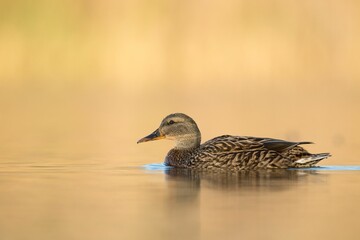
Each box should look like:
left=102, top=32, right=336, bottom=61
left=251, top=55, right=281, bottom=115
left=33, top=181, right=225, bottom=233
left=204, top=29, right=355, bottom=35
left=137, top=113, right=330, bottom=170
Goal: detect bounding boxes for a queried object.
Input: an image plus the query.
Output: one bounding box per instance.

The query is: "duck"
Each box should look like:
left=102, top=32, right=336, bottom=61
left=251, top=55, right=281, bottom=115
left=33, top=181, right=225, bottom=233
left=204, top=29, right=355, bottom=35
left=137, top=113, right=330, bottom=170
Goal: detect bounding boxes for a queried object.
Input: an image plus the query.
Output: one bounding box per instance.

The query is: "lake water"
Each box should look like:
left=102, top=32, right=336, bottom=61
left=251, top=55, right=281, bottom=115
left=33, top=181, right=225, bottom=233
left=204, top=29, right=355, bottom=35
left=1, top=86, right=359, bottom=240
left=1, top=153, right=360, bottom=240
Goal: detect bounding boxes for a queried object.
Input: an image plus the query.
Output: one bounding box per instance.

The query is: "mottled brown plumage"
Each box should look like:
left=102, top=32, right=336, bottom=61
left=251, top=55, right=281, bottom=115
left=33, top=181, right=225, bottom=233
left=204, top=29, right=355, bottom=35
left=137, top=113, right=330, bottom=171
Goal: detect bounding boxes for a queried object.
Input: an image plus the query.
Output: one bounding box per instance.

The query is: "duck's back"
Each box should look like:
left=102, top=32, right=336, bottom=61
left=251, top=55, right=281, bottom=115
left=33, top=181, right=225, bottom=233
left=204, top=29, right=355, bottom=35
left=181, top=135, right=329, bottom=170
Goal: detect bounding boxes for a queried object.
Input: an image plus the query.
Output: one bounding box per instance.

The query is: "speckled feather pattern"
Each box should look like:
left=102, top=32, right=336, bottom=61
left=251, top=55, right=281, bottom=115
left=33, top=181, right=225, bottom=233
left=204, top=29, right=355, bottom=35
left=165, top=135, right=329, bottom=170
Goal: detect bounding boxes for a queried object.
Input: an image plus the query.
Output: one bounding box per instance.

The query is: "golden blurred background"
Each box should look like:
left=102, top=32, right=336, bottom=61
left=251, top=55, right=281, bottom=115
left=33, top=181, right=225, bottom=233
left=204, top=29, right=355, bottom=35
left=1, top=0, right=360, bottom=164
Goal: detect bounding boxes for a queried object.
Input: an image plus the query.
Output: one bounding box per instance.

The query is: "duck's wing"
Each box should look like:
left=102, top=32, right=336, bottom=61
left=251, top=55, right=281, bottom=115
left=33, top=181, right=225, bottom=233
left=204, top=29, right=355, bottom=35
left=196, top=135, right=326, bottom=169
left=251, top=137, right=313, bottom=153
left=200, top=135, right=262, bottom=153
left=200, top=135, right=312, bottom=154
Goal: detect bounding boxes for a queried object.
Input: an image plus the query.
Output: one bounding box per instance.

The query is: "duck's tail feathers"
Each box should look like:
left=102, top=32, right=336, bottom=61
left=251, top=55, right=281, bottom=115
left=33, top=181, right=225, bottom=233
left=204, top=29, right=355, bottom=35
left=293, top=153, right=331, bottom=167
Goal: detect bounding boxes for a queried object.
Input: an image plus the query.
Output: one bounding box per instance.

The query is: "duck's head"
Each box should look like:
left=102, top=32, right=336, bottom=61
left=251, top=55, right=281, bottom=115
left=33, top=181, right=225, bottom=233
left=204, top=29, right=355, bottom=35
left=137, top=113, right=201, bottom=149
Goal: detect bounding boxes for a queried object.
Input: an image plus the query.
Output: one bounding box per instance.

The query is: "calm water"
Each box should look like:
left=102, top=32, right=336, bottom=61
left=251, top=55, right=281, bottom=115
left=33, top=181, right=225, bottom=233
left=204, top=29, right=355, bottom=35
left=1, top=85, right=359, bottom=240
left=1, top=153, right=360, bottom=240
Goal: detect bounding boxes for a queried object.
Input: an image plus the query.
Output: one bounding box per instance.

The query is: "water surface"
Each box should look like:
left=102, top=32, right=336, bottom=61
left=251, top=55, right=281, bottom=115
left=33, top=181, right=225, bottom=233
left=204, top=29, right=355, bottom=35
left=1, top=155, right=360, bottom=240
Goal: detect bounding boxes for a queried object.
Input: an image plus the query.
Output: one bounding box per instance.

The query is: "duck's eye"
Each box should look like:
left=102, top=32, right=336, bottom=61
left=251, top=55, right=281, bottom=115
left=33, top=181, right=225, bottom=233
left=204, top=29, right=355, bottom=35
left=168, top=120, right=175, bottom=125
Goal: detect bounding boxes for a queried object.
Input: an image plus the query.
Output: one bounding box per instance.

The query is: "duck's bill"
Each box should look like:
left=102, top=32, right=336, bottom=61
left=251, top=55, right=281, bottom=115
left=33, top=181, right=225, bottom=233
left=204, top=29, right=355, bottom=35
left=137, top=129, right=165, bottom=144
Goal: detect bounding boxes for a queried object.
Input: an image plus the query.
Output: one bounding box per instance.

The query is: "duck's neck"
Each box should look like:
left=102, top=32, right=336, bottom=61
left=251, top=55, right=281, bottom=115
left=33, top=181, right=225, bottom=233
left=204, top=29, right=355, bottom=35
left=165, top=132, right=201, bottom=167
left=174, top=134, right=201, bottom=150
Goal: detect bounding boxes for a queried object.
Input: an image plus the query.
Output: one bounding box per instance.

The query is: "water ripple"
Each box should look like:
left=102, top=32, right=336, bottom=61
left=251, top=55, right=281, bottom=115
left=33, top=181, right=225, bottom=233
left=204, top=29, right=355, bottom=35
left=142, top=163, right=172, bottom=171
left=291, top=166, right=360, bottom=171
left=143, top=164, right=360, bottom=171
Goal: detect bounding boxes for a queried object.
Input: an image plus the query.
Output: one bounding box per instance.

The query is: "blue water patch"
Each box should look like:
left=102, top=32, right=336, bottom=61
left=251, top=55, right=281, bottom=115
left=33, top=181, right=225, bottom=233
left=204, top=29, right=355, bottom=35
left=142, top=163, right=172, bottom=171
left=290, top=166, right=360, bottom=171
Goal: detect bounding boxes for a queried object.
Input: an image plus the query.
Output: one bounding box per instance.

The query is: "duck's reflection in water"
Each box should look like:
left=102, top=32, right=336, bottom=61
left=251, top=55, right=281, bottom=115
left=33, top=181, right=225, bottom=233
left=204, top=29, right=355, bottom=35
left=161, top=168, right=200, bottom=240
left=161, top=168, right=325, bottom=240
left=164, top=168, right=324, bottom=192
